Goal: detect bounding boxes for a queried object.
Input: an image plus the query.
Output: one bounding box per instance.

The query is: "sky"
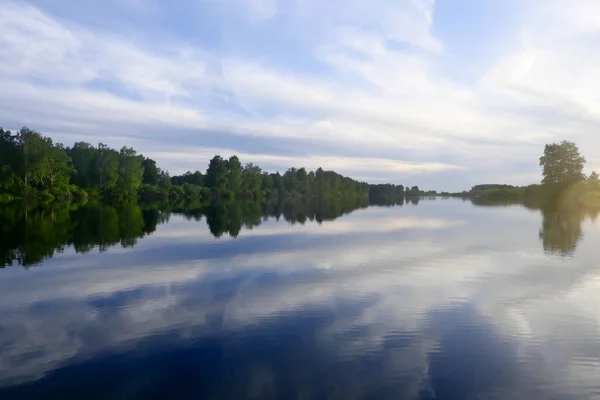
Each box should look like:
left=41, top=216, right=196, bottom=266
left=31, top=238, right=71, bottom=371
left=1, top=0, right=600, bottom=191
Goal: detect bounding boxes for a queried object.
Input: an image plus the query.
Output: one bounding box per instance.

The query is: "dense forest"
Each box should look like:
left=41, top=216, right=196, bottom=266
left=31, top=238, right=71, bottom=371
left=0, top=127, right=429, bottom=205
left=3, top=126, right=598, bottom=209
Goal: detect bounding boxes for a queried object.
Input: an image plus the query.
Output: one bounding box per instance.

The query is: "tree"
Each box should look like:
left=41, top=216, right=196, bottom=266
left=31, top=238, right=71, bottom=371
left=16, top=127, right=53, bottom=187
left=171, top=170, right=204, bottom=186
left=96, top=144, right=119, bottom=192
left=241, top=163, right=262, bottom=193
left=227, top=155, right=242, bottom=192
left=158, top=171, right=172, bottom=191
left=283, top=168, right=300, bottom=192
left=0, top=129, right=21, bottom=194
left=261, top=172, right=274, bottom=190
left=205, top=155, right=228, bottom=191
left=539, top=140, right=586, bottom=187
left=116, top=147, right=144, bottom=197
left=589, top=171, right=599, bottom=181
left=296, top=168, right=308, bottom=193
left=272, top=172, right=283, bottom=193
left=142, top=158, right=161, bottom=185
left=44, top=144, right=74, bottom=188
left=68, top=142, right=96, bottom=188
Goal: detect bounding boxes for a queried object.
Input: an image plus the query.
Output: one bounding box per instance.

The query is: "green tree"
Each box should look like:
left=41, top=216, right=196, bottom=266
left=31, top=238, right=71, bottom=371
left=142, top=157, right=161, bottom=185
left=539, top=140, right=586, bottom=187
left=205, top=155, right=228, bottom=191
left=116, top=147, right=144, bottom=197
left=283, top=168, right=300, bottom=192
left=68, top=142, right=96, bottom=188
left=16, top=127, right=53, bottom=187
left=158, top=171, right=172, bottom=191
left=262, top=172, right=274, bottom=190
left=296, top=168, right=308, bottom=193
left=0, top=128, right=22, bottom=195
left=96, top=144, right=120, bottom=192
left=43, top=144, right=74, bottom=188
left=227, top=155, right=242, bottom=192
left=242, top=163, right=262, bottom=193
left=272, top=172, right=284, bottom=193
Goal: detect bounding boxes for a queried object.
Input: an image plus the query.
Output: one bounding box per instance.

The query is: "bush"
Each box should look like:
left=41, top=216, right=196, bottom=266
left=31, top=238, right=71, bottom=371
left=169, top=186, right=185, bottom=201
left=183, top=183, right=202, bottom=200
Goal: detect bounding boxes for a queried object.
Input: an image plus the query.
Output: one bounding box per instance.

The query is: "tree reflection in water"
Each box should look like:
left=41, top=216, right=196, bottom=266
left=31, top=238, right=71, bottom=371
left=470, top=197, right=599, bottom=256
left=2, top=196, right=597, bottom=268
left=0, top=196, right=371, bottom=268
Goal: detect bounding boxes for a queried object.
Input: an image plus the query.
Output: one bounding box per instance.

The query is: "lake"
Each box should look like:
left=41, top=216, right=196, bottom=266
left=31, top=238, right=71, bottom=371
left=1, top=197, right=600, bottom=399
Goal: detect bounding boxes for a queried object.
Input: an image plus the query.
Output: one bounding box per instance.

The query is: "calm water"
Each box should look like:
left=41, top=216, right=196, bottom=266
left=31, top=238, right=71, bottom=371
left=1, top=198, right=600, bottom=399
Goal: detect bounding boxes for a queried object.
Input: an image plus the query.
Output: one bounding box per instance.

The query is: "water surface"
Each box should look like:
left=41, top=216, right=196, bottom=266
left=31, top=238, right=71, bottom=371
left=1, top=198, right=600, bottom=399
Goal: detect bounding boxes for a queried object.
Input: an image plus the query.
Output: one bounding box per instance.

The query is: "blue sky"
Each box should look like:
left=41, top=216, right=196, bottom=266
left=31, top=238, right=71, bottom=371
left=1, top=0, right=600, bottom=190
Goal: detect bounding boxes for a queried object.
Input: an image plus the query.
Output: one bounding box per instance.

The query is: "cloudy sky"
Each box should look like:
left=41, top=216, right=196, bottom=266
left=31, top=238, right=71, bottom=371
left=2, top=0, right=600, bottom=190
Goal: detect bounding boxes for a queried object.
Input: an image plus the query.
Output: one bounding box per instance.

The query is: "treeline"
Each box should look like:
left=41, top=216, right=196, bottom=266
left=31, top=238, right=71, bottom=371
left=368, top=184, right=435, bottom=201
left=0, top=127, right=155, bottom=203
left=0, top=127, right=430, bottom=205
left=163, top=158, right=372, bottom=202
left=441, top=140, right=600, bottom=208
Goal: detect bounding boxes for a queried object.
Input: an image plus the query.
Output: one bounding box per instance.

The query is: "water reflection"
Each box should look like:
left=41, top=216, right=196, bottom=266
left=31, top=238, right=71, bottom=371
left=0, top=197, right=370, bottom=267
left=2, top=197, right=599, bottom=266
left=539, top=208, right=584, bottom=256
left=470, top=197, right=600, bottom=257
left=0, top=202, right=165, bottom=267
left=2, top=199, right=600, bottom=399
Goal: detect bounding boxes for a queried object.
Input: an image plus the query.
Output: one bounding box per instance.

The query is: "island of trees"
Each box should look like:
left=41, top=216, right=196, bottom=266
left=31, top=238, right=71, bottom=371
left=0, top=127, right=426, bottom=205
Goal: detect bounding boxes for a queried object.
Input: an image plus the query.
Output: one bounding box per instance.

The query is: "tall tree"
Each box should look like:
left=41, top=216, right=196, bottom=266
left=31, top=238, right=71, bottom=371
left=283, top=168, right=299, bottom=192
left=539, top=140, right=586, bottom=187
left=262, top=172, right=274, bottom=191
left=16, top=127, right=53, bottom=187
left=142, top=158, right=161, bottom=185
left=242, top=163, right=262, bottom=192
left=68, top=142, right=96, bottom=189
left=205, top=155, right=228, bottom=190
left=272, top=172, right=283, bottom=193
left=116, top=147, right=144, bottom=197
left=158, top=171, right=172, bottom=191
left=227, top=155, right=242, bottom=192
left=96, top=144, right=120, bottom=192
left=43, top=144, right=74, bottom=188
left=0, top=129, right=21, bottom=193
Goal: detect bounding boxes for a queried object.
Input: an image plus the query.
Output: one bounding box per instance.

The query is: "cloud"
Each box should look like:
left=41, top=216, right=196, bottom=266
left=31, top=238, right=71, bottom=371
left=1, top=0, right=600, bottom=190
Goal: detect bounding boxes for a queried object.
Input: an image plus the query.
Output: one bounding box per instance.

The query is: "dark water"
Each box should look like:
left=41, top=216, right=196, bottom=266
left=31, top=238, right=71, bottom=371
left=1, top=198, right=600, bottom=399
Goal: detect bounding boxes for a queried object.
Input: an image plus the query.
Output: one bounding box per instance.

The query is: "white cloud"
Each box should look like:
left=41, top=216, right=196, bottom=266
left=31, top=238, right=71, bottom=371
left=2, top=0, right=600, bottom=189
left=147, top=147, right=464, bottom=176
